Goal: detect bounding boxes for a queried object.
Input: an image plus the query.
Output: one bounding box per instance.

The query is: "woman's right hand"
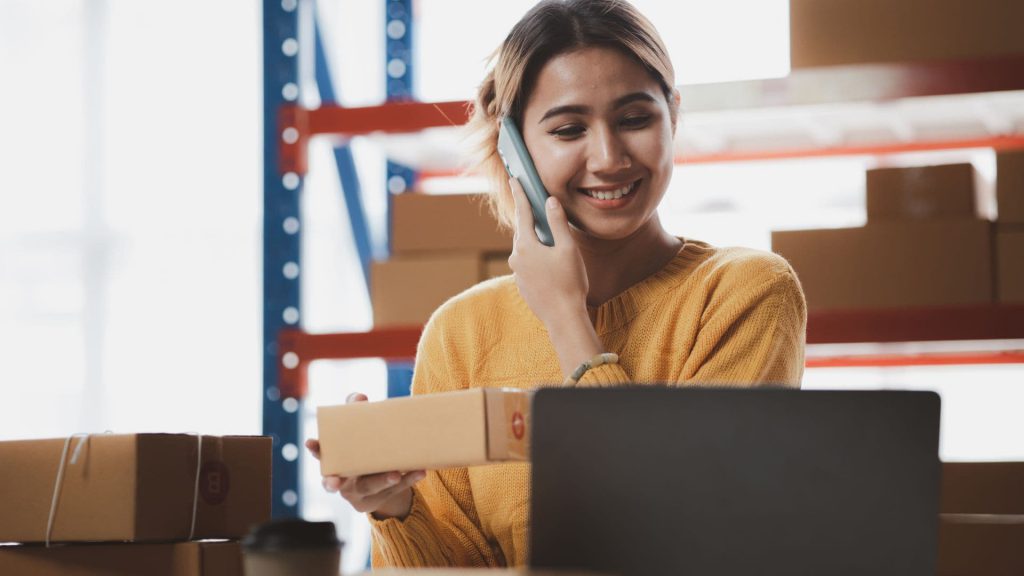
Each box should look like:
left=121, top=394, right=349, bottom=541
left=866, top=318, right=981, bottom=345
left=305, top=392, right=426, bottom=520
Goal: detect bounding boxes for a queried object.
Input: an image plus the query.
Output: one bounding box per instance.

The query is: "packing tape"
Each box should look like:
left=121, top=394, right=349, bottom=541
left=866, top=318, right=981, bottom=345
left=45, top=432, right=205, bottom=546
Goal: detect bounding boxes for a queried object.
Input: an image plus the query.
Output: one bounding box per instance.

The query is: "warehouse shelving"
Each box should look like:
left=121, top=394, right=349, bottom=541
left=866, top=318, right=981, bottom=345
left=263, top=1, right=1024, bottom=515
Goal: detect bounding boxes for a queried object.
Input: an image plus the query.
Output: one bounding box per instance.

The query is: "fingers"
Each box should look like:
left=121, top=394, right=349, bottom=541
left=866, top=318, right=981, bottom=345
left=305, top=438, right=321, bottom=460
left=545, top=196, right=574, bottom=247
left=509, top=177, right=537, bottom=247
left=338, top=470, right=427, bottom=513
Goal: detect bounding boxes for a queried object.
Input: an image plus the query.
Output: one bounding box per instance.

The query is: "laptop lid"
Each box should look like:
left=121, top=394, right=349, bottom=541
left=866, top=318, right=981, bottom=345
left=529, top=388, right=941, bottom=576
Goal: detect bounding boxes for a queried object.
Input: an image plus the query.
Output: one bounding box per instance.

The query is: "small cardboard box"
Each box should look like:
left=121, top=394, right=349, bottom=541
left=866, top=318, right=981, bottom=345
left=997, top=151, right=1024, bottom=224
left=938, top=519, right=1024, bottom=576
left=771, top=220, right=993, bottom=311
left=391, top=193, right=512, bottom=254
left=0, top=541, right=242, bottom=576
left=996, top=227, right=1024, bottom=303
left=866, top=163, right=978, bottom=222
left=941, top=462, right=1024, bottom=514
left=0, top=434, right=271, bottom=544
left=371, top=251, right=512, bottom=327
left=317, top=388, right=531, bottom=477
left=790, top=0, right=1024, bottom=67
left=371, top=253, right=482, bottom=327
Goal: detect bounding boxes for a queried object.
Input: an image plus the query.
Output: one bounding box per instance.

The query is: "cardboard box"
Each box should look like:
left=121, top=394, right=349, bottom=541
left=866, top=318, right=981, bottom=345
left=0, top=434, right=271, bottom=544
left=391, top=193, right=512, bottom=254
left=866, top=163, right=978, bottom=222
left=771, top=220, right=993, bottom=311
left=484, top=253, right=513, bottom=279
left=790, top=0, right=1024, bottom=68
left=317, top=388, right=531, bottom=477
left=0, top=541, right=242, bottom=576
left=365, top=571, right=610, bottom=576
left=938, top=519, right=1024, bottom=576
left=997, top=151, right=1024, bottom=224
left=371, top=251, right=512, bottom=327
left=941, top=462, right=1024, bottom=514
left=371, top=253, right=482, bottom=327
left=996, top=227, right=1024, bottom=303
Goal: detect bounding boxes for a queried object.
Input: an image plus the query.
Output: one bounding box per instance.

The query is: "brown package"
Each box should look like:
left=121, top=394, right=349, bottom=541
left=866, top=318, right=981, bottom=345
left=371, top=251, right=511, bottom=327
left=996, top=227, right=1024, bottom=303
left=941, top=461, right=1024, bottom=514
left=790, top=0, right=1024, bottom=67
left=0, top=434, right=271, bottom=544
left=391, top=193, right=512, bottom=254
left=997, top=151, right=1024, bottom=224
left=866, top=163, right=978, bottom=222
left=937, top=519, right=1024, bottom=576
left=771, top=220, right=993, bottom=311
left=317, top=388, right=531, bottom=477
left=0, top=541, right=242, bottom=576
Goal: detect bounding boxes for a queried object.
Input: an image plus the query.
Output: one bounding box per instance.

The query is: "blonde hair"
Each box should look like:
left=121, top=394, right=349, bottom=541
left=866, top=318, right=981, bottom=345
left=465, top=0, right=677, bottom=229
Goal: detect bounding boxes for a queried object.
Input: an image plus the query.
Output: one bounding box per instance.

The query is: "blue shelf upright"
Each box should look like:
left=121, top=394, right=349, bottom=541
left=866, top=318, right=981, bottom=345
left=385, top=0, right=417, bottom=398
left=262, top=0, right=302, bottom=518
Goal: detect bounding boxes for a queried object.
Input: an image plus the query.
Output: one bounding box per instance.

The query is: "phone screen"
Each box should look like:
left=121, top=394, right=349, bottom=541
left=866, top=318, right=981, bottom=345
left=497, top=116, right=555, bottom=246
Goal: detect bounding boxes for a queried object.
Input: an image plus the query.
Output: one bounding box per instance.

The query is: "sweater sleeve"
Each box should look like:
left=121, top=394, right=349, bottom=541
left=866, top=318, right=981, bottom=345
left=368, top=308, right=501, bottom=568
left=683, top=260, right=807, bottom=388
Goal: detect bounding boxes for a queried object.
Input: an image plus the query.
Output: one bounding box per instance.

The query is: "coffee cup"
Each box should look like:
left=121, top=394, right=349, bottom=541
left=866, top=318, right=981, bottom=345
left=242, top=519, right=343, bottom=576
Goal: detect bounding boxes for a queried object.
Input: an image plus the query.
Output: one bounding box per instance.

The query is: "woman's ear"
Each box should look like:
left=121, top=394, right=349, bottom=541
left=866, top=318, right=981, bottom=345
left=670, top=88, right=682, bottom=136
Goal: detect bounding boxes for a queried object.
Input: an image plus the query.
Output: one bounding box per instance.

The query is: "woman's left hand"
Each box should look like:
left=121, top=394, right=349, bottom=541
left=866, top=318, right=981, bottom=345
left=507, top=177, right=589, bottom=329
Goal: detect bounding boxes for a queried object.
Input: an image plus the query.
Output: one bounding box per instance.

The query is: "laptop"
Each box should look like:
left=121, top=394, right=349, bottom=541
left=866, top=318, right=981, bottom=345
left=529, top=388, right=941, bottom=576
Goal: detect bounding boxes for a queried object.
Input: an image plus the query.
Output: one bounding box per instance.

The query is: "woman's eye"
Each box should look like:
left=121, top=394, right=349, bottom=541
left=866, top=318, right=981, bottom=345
left=621, top=115, right=652, bottom=128
left=550, top=125, right=585, bottom=139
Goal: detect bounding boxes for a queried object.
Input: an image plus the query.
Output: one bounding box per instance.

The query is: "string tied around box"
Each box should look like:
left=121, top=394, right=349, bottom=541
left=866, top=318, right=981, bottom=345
left=45, top=432, right=205, bottom=546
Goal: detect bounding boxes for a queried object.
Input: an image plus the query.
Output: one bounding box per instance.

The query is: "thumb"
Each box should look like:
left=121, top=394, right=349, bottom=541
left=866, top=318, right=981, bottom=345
left=545, top=196, right=574, bottom=247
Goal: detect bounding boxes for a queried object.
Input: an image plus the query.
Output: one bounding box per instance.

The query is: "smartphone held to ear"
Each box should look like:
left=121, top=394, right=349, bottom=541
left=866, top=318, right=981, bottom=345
left=497, top=116, right=555, bottom=247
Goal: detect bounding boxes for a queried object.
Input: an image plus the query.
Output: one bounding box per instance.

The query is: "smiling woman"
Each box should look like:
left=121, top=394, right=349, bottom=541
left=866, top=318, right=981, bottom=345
left=308, top=0, right=807, bottom=568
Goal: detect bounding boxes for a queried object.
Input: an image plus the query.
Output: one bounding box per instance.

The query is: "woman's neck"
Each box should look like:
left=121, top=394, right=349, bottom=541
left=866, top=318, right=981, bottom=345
left=574, top=215, right=684, bottom=309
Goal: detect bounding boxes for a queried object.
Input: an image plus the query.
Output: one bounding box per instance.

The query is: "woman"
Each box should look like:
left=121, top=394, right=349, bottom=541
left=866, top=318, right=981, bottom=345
left=307, top=0, right=806, bottom=567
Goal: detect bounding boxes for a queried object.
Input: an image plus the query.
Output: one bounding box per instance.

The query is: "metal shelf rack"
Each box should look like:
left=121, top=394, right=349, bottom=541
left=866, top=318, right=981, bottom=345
left=263, top=1, right=1024, bottom=515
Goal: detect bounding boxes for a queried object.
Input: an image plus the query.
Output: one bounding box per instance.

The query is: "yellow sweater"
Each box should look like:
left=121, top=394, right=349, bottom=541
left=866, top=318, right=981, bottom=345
left=370, top=239, right=807, bottom=568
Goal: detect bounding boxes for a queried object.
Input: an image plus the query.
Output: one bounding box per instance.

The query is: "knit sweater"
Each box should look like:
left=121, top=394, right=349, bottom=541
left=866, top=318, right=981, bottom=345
left=369, top=239, right=807, bottom=568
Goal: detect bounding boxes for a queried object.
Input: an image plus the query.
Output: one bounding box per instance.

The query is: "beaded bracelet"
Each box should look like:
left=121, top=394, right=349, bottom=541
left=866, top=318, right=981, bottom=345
left=563, top=352, right=620, bottom=386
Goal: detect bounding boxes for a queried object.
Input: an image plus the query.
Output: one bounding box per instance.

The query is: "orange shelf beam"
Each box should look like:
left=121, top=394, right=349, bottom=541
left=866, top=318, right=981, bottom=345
left=276, top=305, right=1024, bottom=398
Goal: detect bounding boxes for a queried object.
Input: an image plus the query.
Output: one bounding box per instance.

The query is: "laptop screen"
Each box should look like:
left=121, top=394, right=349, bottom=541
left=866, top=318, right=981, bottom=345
left=529, top=388, right=941, bottom=576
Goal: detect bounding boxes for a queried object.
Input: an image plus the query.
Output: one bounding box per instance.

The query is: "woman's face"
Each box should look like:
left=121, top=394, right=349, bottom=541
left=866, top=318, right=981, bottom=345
left=520, top=46, right=676, bottom=242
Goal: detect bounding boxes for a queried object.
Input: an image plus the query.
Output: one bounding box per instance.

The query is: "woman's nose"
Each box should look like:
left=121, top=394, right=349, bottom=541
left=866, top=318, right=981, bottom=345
left=586, top=128, right=632, bottom=174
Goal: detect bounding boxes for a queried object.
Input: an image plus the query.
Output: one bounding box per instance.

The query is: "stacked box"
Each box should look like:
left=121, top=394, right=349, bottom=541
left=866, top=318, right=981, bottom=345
left=0, top=434, right=270, bottom=575
left=772, top=161, right=1000, bottom=311
left=790, top=0, right=1024, bottom=68
left=374, top=193, right=513, bottom=327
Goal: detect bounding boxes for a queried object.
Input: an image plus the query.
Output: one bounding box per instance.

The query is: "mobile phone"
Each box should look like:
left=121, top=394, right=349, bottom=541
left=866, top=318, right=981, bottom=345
left=497, top=116, right=555, bottom=247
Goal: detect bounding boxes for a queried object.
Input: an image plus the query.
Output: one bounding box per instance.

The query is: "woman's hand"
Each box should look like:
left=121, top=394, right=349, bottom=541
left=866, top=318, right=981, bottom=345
left=305, top=393, right=426, bottom=520
left=508, top=177, right=589, bottom=328
left=508, top=178, right=603, bottom=378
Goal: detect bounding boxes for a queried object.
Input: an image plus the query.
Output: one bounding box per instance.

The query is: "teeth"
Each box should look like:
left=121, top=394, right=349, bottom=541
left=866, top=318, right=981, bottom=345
left=583, top=182, right=634, bottom=200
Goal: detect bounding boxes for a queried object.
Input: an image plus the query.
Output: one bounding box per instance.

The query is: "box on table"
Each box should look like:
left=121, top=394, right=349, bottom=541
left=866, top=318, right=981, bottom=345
left=997, top=151, right=1024, bottom=224
left=938, top=519, right=1024, bottom=576
left=790, top=0, right=1024, bottom=68
left=0, top=541, right=241, bottom=576
left=996, top=227, right=1024, bottom=303
left=391, top=193, right=512, bottom=255
left=371, top=251, right=511, bottom=327
left=941, top=461, right=1024, bottom=514
left=0, top=434, right=271, bottom=544
left=771, top=220, right=993, bottom=311
left=317, top=388, right=531, bottom=477
left=866, top=163, right=979, bottom=222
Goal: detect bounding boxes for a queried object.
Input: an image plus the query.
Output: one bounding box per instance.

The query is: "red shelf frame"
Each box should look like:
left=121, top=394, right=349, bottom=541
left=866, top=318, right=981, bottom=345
left=277, top=305, right=1024, bottom=398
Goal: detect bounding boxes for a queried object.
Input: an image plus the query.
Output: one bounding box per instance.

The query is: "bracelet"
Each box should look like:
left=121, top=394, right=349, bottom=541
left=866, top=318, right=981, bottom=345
left=564, top=352, right=619, bottom=386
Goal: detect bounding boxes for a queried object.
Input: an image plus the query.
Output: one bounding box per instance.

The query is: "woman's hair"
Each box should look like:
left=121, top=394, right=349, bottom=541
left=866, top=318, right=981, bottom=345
left=465, top=0, right=677, bottom=229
